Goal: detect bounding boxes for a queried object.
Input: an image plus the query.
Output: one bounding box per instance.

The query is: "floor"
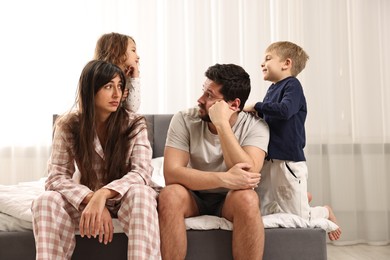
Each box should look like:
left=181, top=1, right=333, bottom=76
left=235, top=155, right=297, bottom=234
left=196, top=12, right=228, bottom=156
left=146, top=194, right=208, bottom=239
left=327, top=244, right=390, bottom=260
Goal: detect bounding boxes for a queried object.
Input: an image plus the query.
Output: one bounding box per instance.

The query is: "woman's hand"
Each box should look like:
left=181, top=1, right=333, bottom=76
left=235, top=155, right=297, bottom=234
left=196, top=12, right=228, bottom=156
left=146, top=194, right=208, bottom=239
left=98, top=207, right=114, bottom=244
left=79, top=189, right=110, bottom=239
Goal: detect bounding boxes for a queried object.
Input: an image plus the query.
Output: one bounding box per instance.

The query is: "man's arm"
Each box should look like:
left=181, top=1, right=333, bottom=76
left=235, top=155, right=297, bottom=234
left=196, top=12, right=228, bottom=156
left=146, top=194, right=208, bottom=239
left=164, top=146, right=260, bottom=191
left=209, top=101, right=265, bottom=172
left=216, top=122, right=265, bottom=172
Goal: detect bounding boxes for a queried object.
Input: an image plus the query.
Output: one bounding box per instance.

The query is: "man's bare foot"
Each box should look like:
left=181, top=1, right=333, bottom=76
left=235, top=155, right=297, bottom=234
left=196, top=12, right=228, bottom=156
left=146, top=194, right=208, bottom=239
left=324, top=205, right=342, bottom=241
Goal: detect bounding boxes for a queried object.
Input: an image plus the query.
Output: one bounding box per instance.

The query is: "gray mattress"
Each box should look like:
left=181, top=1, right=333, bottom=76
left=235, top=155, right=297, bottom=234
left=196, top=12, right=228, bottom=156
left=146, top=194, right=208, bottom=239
left=0, top=228, right=326, bottom=260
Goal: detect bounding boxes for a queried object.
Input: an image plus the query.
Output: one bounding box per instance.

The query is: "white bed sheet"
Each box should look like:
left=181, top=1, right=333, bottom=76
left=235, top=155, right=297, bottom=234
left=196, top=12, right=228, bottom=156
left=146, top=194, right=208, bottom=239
left=0, top=159, right=339, bottom=233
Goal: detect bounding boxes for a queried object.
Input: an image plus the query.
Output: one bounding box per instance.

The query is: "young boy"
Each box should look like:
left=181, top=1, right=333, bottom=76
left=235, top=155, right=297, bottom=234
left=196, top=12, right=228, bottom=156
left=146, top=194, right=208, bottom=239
left=245, top=41, right=341, bottom=241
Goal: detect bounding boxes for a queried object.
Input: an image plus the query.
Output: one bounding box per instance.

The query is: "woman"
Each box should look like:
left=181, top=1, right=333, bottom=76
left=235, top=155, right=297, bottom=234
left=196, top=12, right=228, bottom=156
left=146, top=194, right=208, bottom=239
left=94, top=32, right=141, bottom=112
left=31, top=60, right=160, bottom=259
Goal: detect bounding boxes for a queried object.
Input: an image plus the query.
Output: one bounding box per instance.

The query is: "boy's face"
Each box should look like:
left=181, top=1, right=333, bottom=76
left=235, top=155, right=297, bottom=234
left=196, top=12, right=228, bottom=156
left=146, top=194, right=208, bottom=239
left=261, top=50, right=289, bottom=83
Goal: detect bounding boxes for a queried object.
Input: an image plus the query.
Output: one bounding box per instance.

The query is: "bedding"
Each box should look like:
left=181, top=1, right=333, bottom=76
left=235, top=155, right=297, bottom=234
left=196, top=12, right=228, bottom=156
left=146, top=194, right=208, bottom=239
left=0, top=157, right=339, bottom=233
left=0, top=114, right=329, bottom=260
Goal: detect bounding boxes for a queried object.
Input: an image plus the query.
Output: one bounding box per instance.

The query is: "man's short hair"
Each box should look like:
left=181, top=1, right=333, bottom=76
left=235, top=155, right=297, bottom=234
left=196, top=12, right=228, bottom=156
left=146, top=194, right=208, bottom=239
left=205, top=64, right=251, bottom=111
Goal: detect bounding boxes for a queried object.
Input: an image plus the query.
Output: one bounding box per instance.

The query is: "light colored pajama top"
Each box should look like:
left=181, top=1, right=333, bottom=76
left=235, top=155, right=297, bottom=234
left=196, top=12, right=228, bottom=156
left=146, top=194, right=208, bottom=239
left=46, top=111, right=152, bottom=208
left=32, top=111, right=160, bottom=260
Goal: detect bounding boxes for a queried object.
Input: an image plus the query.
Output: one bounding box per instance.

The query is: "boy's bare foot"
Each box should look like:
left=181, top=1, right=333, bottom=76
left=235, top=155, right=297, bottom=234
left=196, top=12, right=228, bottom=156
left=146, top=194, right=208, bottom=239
left=307, top=192, right=312, bottom=203
left=324, top=205, right=342, bottom=241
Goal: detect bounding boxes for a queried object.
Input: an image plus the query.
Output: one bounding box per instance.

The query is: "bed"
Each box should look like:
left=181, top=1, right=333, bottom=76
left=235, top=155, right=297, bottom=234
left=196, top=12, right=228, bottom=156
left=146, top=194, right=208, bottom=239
left=0, top=114, right=337, bottom=259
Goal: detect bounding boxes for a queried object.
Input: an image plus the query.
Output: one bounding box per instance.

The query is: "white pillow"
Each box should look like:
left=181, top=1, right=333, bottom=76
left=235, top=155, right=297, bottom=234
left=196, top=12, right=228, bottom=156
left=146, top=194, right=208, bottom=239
left=151, top=157, right=165, bottom=188
left=185, top=215, right=233, bottom=231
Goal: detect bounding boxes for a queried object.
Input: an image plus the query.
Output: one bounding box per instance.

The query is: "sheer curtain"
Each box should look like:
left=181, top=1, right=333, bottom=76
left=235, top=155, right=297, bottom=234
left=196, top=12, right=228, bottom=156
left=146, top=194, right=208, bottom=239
left=0, top=0, right=388, bottom=245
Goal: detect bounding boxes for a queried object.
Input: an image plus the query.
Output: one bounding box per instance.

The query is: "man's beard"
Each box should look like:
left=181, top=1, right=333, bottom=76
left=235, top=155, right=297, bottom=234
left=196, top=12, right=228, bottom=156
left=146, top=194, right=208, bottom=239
left=198, top=105, right=212, bottom=122
left=199, top=114, right=212, bottom=122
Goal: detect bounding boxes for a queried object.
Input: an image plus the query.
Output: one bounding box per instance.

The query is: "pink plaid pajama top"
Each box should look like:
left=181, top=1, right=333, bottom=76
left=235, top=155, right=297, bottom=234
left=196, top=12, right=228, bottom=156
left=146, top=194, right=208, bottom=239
left=32, top=113, right=160, bottom=259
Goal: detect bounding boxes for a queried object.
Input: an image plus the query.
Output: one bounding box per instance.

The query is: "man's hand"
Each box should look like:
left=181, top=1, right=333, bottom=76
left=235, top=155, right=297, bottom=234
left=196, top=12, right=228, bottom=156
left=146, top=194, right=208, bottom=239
left=222, top=162, right=261, bottom=190
left=208, top=100, right=235, bottom=126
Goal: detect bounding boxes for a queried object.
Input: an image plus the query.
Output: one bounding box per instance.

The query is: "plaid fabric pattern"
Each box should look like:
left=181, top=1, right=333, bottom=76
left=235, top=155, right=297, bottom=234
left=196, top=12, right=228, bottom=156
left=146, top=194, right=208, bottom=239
left=32, top=113, right=160, bottom=259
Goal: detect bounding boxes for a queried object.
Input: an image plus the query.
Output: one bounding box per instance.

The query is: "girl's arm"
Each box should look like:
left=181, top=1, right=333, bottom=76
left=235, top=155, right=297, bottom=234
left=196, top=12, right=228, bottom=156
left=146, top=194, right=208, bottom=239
left=123, top=78, right=141, bottom=112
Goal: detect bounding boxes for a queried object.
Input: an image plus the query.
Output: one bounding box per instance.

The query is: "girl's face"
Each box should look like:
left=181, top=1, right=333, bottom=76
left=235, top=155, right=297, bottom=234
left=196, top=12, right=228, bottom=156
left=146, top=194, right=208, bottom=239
left=124, top=39, right=139, bottom=75
left=95, top=75, right=123, bottom=118
left=261, top=51, right=286, bottom=83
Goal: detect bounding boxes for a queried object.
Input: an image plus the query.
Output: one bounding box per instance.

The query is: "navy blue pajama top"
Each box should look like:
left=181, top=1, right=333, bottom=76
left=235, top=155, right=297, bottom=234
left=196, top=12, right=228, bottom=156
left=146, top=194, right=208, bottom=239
left=254, top=76, right=307, bottom=162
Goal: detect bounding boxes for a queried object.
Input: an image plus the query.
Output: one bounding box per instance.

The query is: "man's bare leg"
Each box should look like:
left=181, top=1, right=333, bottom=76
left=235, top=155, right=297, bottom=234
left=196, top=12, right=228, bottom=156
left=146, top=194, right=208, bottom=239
left=158, top=184, right=199, bottom=260
left=222, top=189, right=264, bottom=260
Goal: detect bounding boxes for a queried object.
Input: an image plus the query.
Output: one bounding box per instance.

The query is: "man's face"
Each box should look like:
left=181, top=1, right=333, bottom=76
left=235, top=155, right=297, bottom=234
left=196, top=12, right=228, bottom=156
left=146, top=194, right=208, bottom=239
left=197, top=79, right=224, bottom=122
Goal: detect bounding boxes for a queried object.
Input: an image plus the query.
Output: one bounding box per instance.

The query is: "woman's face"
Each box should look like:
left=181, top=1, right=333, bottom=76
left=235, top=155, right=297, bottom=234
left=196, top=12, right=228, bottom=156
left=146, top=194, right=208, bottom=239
left=95, top=75, right=123, bottom=118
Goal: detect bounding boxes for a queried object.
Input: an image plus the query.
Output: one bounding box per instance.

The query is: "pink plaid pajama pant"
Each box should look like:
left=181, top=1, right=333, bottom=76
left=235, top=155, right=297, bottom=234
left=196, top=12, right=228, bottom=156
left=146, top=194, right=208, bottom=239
left=31, top=184, right=160, bottom=260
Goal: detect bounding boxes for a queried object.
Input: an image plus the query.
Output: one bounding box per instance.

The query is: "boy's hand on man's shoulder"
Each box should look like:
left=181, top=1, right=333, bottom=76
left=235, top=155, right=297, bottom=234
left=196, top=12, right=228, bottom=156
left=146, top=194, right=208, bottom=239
left=243, top=104, right=256, bottom=112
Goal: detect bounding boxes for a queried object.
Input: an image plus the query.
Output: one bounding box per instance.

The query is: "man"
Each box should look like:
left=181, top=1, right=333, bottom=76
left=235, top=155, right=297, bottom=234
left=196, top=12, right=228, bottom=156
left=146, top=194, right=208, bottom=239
left=158, top=63, right=270, bottom=259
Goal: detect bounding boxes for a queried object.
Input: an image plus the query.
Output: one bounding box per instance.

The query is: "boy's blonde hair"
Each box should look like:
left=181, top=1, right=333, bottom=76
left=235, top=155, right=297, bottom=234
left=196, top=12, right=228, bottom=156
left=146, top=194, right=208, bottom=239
left=266, top=41, right=309, bottom=77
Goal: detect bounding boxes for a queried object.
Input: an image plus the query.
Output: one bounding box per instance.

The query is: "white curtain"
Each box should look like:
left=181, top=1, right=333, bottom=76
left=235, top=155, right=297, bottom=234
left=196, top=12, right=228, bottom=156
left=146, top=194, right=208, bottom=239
left=0, top=0, right=388, bottom=245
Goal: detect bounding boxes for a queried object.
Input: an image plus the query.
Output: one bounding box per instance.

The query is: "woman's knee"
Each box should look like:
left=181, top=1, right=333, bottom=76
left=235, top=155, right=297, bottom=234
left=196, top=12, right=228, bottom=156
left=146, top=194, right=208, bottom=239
left=31, top=191, right=63, bottom=211
left=122, top=184, right=158, bottom=207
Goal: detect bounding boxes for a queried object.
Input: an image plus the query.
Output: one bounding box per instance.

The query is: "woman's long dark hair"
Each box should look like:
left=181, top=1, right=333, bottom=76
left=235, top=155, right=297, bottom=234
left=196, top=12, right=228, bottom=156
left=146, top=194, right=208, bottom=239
left=60, top=60, right=145, bottom=190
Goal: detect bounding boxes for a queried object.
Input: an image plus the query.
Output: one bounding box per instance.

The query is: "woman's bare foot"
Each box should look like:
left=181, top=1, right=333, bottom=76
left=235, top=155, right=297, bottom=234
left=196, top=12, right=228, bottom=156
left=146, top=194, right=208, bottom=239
left=324, top=205, right=342, bottom=240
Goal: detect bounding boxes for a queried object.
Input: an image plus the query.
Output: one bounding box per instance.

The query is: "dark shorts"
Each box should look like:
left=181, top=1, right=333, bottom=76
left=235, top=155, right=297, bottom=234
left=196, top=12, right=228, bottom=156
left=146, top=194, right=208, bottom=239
left=190, top=191, right=227, bottom=217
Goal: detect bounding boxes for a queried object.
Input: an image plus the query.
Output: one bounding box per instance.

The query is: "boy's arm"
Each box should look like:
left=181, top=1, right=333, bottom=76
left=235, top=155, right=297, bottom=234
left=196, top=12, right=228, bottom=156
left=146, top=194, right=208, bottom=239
left=243, top=104, right=256, bottom=112
left=254, top=83, right=303, bottom=119
left=244, top=103, right=264, bottom=119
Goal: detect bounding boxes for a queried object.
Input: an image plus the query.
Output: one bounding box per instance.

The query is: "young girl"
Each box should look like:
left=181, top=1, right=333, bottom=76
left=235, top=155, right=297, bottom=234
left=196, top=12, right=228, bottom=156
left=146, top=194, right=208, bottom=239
left=94, top=32, right=141, bottom=112
left=31, top=60, right=160, bottom=259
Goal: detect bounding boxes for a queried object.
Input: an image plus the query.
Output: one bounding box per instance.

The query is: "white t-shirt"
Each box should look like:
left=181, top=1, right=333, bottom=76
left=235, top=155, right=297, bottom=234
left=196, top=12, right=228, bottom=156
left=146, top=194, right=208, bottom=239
left=166, top=107, right=270, bottom=191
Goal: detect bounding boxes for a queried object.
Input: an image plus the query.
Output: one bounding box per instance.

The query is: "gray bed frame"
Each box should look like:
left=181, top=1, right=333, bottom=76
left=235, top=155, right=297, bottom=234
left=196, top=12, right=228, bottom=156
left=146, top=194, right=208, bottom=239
left=0, top=114, right=327, bottom=260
